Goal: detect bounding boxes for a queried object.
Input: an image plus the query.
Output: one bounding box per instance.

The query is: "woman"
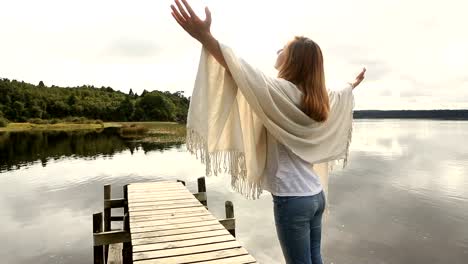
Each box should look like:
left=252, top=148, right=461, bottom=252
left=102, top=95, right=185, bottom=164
left=170, top=1, right=365, bottom=263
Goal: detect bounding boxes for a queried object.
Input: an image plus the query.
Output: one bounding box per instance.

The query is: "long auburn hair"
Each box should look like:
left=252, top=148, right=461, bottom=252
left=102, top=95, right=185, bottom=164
left=277, top=36, right=330, bottom=122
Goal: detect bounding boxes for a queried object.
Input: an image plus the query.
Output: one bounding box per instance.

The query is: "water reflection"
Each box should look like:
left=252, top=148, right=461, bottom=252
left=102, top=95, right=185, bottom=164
left=0, top=128, right=182, bottom=172
left=0, top=120, right=467, bottom=264
left=324, top=120, right=468, bottom=264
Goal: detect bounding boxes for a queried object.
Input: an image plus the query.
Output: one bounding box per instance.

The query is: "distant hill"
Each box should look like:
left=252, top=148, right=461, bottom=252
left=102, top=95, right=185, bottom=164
left=354, top=110, right=468, bottom=120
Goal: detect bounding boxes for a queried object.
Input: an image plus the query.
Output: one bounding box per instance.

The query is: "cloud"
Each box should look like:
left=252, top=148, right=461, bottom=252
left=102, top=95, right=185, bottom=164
left=0, top=0, right=467, bottom=109
left=104, top=38, right=162, bottom=59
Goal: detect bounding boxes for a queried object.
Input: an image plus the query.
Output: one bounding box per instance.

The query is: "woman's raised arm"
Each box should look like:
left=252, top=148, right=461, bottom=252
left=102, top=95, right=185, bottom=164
left=170, top=0, right=231, bottom=75
left=349, top=67, right=367, bottom=90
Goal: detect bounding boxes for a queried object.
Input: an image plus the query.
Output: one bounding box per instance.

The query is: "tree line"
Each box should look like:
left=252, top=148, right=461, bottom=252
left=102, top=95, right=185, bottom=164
left=0, top=78, right=190, bottom=124
left=353, top=110, right=468, bottom=120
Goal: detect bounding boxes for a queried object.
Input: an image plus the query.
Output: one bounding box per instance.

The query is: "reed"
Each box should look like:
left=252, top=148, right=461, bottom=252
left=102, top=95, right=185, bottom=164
left=120, top=124, right=150, bottom=136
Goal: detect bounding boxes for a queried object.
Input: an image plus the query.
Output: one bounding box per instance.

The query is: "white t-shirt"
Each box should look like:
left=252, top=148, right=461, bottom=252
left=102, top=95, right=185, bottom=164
left=259, top=82, right=324, bottom=196
left=261, top=140, right=323, bottom=196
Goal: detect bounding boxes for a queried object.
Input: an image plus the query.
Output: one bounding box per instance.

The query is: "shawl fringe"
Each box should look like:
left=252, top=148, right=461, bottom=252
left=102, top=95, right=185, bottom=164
left=186, top=127, right=264, bottom=199
left=328, top=106, right=355, bottom=173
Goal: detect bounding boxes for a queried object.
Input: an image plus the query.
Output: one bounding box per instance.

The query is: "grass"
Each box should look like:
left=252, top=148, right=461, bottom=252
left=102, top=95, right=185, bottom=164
left=117, top=121, right=186, bottom=144
left=0, top=121, right=187, bottom=144
left=120, top=124, right=150, bottom=136
left=0, top=122, right=108, bottom=132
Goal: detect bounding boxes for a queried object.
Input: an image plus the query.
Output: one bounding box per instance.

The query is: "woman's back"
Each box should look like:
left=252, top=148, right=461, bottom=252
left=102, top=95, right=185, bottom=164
left=262, top=141, right=323, bottom=196
left=261, top=77, right=323, bottom=196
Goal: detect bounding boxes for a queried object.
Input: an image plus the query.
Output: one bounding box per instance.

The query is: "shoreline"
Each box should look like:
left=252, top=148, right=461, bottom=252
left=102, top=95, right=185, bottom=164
left=0, top=121, right=180, bottom=132
left=0, top=122, right=111, bottom=132
left=2, top=118, right=466, bottom=133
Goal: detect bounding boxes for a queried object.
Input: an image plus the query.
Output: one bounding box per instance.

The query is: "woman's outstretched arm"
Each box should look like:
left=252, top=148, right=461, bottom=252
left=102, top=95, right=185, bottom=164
left=349, top=68, right=366, bottom=90
left=170, top=0, right=231, bottom=75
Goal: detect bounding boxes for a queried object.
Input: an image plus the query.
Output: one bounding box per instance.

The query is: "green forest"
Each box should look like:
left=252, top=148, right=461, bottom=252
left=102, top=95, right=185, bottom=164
left=2, top=77, right=466, bottom=128
left=0, top=78, right=190, bottom=125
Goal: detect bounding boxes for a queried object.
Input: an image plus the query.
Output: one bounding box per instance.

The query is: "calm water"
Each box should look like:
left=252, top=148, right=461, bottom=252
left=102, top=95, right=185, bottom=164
left=0, top=120, right=467, bottom=264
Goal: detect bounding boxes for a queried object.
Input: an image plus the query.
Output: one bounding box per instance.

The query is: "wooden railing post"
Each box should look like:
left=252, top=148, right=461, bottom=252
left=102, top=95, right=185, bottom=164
left=122, top=184, right=132, bottom=264
left=93, top=212, right=104, bottom=264
left=177, top=179, right=186, bottom=186
left=225, top=201, right=235, bottom=237
left=103, top=184, right=111, bottom=263
left=197, top=177, right=207, bottom=206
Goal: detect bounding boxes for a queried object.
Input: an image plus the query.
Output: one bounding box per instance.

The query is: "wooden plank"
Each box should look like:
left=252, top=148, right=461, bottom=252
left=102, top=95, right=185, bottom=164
left=128, top=194, right=197, bottom=203
left=129, top=193, right=192, bottom=199
left=132, top=229, right=231, bottom=245
left=130, top=220, right=221, bottom=233
left=128, top=191, right=194, bottom=199
left=128, top=189, right=191, bottom=197
left=134, top=241, right=240, bottom=260
left=133, top=234, right=236, bottom=252
left=107, top=243, right=122, bottom=264
left=104, top=198, right=125, bottom=209
left=128, top=189, right=187, bottom=195
left=128, top=195, right=194, bottom=202
left=130, top=208, right=209, bottom=220
left=130, top=212, right=212, bottom=223
left=128, top=186, right=187, bottom=193
left=129, top=181, right=181, bottom=186
left=94, top=230, right=131, bottom=246
left=128, top=189, right=188, bottom=195
left=128, top=198, right=199, bottom=207
left=195, top=254, right=257, bottom=264
left=128, top=188, right=185, bottom=193
left=131, top=224, right=225, bottom=239
left=125, top=181, right=257, bottom=262
left=129, top=195, right=198, bottom=203
left=130, top=214, right=217, bottom=228
left=129, top=202, right=203, bottom=212
left=128, top=197, right=197, bottom=204
left=129, top=199, right=200, bottom=207
left=129, top=183, right=184, bottom=188
left=129, top=206, right=207, bottom=216
left=133, top=248, right=250, bottom=264
left=110, top=216, right=124, bottom=221
left=129, top=182, right=183, bottom=190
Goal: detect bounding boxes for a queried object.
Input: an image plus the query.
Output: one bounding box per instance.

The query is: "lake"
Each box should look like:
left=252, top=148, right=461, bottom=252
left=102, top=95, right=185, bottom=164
left=0, top=120, right=467, bottom=264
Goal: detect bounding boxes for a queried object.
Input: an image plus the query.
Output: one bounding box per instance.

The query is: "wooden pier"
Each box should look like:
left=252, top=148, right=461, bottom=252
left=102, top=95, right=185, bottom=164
left=92, top=177, right=257, bottom=264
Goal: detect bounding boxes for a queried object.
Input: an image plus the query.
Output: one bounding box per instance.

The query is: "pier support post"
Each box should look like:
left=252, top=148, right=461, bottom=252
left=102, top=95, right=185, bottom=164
left=225, top=201, right=235, bottom=237
left=197, top=177, right=207, bottom=206
left=93, top=212, right=104, bottom=264
left=122, top=185, right=132, bottom=264
left=103, top=184, right=111, bottom=263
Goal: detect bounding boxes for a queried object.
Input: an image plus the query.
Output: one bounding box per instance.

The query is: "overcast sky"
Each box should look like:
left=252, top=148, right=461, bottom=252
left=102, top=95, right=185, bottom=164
left=1, top=0, right=467, bottom=110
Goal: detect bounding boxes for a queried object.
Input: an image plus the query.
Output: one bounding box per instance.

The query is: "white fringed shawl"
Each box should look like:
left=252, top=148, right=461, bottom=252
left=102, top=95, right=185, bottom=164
left=186, top=43, right=355, bottom=200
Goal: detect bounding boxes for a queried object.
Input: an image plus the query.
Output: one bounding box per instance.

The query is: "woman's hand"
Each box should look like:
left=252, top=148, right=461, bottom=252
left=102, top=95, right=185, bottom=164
left=170, top=0, right=230, bottom=74
left=170, top=0, right=212, bottom=43
left=350, top=67, right=366, bottom=90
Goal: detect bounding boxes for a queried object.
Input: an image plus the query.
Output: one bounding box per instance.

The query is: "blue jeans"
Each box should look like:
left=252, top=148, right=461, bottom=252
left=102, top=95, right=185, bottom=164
left=272, top=191, right=326, bottom=264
